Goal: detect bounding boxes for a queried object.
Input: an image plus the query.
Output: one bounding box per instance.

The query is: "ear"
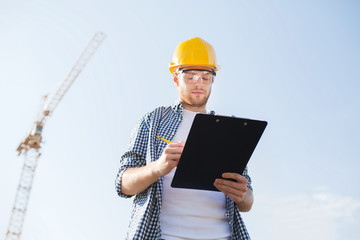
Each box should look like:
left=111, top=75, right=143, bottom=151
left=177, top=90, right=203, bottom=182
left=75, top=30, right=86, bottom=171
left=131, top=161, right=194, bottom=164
left=173, top=73, right=179, bottom=86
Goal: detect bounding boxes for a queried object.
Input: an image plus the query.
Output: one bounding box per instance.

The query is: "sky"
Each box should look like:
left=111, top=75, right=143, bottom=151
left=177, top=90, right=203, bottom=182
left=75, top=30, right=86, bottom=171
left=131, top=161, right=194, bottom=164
left=0, top=0, right=359, bottom=239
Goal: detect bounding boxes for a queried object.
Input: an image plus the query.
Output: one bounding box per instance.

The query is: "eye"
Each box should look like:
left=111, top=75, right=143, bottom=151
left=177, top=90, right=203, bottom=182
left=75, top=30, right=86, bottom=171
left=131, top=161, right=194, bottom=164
left=202, top=76, right=210, bottom=81
left=202, top=73, right=212, bottom=81
left=184, top=72, right=195, bottom=79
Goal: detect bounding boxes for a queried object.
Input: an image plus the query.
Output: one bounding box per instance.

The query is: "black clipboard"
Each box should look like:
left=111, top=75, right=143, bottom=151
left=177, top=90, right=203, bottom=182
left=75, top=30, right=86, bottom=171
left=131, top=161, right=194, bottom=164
left=171, top=113, right=267, bottom=191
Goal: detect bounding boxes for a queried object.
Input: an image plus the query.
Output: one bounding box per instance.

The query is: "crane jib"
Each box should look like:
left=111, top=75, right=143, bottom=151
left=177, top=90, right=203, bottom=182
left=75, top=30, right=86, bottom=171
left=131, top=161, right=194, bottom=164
left=6, top=32, right=106, bottom=240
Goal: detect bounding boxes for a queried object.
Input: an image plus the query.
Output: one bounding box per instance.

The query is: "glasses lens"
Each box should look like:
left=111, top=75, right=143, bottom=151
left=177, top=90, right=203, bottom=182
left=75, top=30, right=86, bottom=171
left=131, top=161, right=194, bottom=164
left=183, top=71, right=196, bottom=80
left=201, top=72, right=212, bottom=81
left=180, top=70, right=214, bottom=84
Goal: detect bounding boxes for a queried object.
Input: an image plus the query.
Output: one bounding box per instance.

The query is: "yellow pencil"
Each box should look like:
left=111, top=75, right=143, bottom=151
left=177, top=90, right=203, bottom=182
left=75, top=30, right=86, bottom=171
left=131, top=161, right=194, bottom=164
left=156, top=135, right=172, bottom=144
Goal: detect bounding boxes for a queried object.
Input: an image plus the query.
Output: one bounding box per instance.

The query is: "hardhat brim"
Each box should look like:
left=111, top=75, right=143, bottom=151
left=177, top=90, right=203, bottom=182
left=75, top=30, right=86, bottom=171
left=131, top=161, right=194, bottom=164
left=169, top=64, right=220, bottom=74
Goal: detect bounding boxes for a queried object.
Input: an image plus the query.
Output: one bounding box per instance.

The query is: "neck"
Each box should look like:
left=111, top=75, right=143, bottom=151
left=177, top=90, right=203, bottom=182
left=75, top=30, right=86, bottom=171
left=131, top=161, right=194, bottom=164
left=181, top=101, right=207, bottom=113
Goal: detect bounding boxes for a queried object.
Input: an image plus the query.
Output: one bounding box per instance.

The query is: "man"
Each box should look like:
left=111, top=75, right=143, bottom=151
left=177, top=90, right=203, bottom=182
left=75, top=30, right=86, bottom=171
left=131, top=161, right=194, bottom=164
left=115, top=37, right=253, bottom=239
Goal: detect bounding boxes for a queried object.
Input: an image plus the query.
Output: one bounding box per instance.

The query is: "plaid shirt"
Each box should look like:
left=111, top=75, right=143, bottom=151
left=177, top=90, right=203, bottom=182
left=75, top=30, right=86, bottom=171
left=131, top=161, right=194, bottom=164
left=115, top=102, right=252, bottom=239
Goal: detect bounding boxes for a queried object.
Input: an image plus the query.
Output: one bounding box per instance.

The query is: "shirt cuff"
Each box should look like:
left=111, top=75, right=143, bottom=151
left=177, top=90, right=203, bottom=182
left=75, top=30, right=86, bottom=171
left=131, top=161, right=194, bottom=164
left=115, top=166, right=134, bottom=199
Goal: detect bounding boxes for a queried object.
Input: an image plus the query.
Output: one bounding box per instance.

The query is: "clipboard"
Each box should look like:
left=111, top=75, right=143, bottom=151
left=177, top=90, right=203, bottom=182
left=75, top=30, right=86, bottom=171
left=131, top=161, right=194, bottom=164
left=171, top=113, right=267, bottom=191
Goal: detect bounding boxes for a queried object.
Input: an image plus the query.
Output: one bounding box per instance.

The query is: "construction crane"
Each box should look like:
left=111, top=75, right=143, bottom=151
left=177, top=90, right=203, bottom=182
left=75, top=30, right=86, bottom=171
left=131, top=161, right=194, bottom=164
left=5, top=32, right=106, bottom=240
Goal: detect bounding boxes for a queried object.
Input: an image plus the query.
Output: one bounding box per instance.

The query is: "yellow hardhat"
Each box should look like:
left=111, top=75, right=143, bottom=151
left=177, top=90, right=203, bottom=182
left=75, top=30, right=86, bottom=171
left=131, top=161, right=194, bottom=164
left=169, top=37, right=220, bottom=74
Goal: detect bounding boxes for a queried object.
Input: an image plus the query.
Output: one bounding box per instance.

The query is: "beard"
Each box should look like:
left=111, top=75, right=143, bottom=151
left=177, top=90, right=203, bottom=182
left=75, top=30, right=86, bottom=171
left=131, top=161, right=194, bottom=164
left=179, top=87, right=211, bottom=109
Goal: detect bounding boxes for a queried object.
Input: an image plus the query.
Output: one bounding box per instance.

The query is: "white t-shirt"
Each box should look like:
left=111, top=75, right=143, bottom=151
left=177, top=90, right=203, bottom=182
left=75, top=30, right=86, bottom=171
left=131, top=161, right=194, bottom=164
left=160, top=109, right=230, bottom=240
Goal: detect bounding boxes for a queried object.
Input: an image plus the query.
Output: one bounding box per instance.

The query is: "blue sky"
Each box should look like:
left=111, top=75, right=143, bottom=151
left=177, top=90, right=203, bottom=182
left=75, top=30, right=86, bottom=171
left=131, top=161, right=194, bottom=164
left=0, top=1, right=359, bottom=239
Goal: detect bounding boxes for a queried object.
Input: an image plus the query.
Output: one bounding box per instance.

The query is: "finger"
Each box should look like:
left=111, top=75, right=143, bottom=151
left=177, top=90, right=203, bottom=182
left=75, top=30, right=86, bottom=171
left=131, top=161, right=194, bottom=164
left=222, top=173, right=248, bottom=184
left=214, top=181, right=241, bottom=196
left=214, top=182, right=246, bottom=200
left=223, top=191, right=245, bottom=204
left=166, top=143, right=184, bottom=150
left=162, top=148, right=182, bottom=161
left=214, top=179, right=248, bottom=192
left=166, top=154, right=182, bottom=161
left=168, top=141, right=185, bottom=147
left=164, top=146, right=183, bottom=155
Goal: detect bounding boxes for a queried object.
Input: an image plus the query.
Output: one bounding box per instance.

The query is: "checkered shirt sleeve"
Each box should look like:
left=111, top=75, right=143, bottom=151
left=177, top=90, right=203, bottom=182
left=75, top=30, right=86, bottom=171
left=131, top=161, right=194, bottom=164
left=115, top=111, right=152, bottom=198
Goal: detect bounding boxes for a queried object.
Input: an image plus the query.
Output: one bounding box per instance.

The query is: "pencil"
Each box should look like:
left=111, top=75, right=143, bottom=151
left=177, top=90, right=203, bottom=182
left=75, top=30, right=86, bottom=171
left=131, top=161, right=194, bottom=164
left=156, top=135, right=172, bottom=144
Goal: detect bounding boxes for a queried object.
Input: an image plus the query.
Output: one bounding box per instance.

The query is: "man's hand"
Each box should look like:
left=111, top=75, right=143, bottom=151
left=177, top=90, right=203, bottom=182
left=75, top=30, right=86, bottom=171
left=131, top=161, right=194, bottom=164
left=153, top=141, right=184, bottom=177
left=214, top=172, right=254, bottom=212
left=121, top=141, right=184, bottom=196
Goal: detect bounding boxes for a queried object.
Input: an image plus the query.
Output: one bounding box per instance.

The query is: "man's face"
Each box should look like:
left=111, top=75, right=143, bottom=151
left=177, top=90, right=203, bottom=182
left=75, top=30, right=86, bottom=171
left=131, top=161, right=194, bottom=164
left=173, top=66, right=214, bottom=110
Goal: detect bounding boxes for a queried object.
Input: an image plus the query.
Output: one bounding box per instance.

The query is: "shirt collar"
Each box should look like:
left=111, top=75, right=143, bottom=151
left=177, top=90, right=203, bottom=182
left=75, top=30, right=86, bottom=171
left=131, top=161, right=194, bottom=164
left=171, top=101, right=184, bottom=114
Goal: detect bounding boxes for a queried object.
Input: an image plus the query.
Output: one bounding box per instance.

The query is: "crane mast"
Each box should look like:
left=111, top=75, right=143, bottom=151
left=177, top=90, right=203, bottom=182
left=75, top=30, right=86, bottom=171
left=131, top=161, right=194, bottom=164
left=5, top=32, right=106, bottom=240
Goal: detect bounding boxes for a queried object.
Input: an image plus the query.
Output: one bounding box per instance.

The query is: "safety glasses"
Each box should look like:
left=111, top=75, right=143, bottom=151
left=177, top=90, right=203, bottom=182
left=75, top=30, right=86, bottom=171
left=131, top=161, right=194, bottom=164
left=177, top=69, right=215, bottom=85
